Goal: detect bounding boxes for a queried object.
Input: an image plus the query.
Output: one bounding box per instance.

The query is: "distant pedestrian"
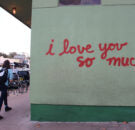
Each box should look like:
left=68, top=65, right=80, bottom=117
left=0, top=60, right=13, bottom=120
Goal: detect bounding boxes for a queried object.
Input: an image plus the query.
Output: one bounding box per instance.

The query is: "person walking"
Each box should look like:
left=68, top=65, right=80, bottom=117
left=0, top=60, right=13, bottom=120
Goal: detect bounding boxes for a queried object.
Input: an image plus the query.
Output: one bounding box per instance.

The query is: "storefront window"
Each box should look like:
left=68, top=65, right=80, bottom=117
left=59, top=0, right=101, bottom=5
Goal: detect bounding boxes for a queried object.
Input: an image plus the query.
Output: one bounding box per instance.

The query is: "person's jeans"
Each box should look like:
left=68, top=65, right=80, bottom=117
left=0, top=85, right=8, bottom=111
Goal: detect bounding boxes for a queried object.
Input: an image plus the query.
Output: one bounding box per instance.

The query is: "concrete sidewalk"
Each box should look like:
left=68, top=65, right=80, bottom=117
left=0, top=91, right=135, bottom=130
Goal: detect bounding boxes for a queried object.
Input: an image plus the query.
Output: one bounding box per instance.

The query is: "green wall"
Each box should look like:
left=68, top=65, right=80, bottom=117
left=32, top=0, right=58, bottom=8
left=31, top=104, right=135, bottom=122
left=102, top=0, right=135, bottom=5
left=31, top=0, right=135, bottom=121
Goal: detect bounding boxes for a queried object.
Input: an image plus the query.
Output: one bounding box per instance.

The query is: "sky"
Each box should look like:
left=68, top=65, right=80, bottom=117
left=0, top=7, right=31, bottom=56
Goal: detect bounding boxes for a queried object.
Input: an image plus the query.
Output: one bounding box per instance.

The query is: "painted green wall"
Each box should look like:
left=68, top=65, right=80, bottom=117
left=32, top=0, right=58, bottom=8
left=30, top=5, right=135, bottom=106
left=102, top=0, right=135, bottom=5
left=30, top=0, right=135, bottom=121
left=31, top=104, right=135, bottom=122
left=32, top=0, right=135, bottom=8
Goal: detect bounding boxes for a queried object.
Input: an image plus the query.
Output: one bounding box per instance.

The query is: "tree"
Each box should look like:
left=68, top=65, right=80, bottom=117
left=8, top=52, right=17, bottom=58
left=0, top=52, right=8, bottom=58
